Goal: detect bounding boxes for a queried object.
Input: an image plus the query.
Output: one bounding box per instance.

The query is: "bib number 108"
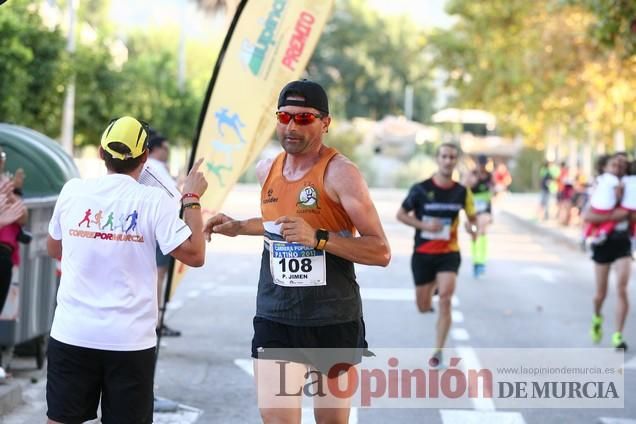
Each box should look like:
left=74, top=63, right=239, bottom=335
left=278, top=258, right=313, bottom=273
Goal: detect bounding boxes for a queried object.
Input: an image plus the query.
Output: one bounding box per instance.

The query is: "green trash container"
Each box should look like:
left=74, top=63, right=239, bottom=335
left=0, top=123, right=79, bottom=369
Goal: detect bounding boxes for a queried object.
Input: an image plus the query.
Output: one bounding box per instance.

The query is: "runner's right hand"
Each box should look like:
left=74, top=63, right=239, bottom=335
left=204, top=213, right=240, bottom=240
left=182, top=158, right=208, bottom=198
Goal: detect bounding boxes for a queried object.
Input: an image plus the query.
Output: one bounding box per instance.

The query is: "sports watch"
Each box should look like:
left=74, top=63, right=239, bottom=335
left=315, top=228, right=329, bottom=250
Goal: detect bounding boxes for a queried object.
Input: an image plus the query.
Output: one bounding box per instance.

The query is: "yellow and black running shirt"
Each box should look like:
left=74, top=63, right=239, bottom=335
left=401, top=178, right=475, bottom=254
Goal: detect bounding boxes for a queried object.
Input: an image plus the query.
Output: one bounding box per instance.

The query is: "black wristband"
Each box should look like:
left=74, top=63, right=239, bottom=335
left=315, top=228, right=329, bottom=250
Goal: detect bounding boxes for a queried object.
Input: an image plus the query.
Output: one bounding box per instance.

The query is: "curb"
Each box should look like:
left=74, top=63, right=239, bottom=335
left=0, top=380, right=23, bottom=417
left=500, top=210, right=581, bottom=251
left=0, top=359, right=47, bottom=418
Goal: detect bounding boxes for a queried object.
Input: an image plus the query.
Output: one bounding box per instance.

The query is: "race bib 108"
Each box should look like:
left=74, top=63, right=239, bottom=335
left=269, top=241, right=326, bottom=287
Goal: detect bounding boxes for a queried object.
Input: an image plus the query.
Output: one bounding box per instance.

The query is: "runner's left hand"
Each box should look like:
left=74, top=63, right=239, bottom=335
left=275, top=216, right=316, bottom=247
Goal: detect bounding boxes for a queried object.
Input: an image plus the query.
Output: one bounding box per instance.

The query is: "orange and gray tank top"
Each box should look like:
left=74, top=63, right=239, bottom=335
left=257, top=147, right=360, bottom=326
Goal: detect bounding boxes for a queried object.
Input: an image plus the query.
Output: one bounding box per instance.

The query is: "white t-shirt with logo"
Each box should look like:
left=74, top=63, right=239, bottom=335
left=48, top=173, right=192, bottom=351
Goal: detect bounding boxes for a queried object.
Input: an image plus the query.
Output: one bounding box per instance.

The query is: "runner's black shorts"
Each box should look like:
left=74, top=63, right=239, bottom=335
left=46, top=337, right=155, bottom=424
left=592, top=235, right=632, bottom=264
left=251, top=316, right=369, bottom=374
left=411, top=251, right=461, bottom=285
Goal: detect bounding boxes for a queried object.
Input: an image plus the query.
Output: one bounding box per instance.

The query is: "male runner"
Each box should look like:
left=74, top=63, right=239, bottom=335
left=464, top=154, right=494, bottom=277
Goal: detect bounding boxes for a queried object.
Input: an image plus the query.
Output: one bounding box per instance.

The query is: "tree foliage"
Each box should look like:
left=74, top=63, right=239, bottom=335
left=0, top=0, right=212, bottom=148
left=306, top=0, right=435, bottom=122
left=0, top=1, right=68, bottom=135
left=565, top=0, right=636, bottom=57
left=429, top=0, right=636, bottom=152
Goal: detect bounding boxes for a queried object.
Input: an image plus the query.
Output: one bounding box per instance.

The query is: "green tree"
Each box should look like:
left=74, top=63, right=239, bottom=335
left=307, top=0, right=434, bottom=122
left=108, top=31, right=204, bottom=146
left=72, top=41, right=125, bottom=147
left=565, top=0, right=636, bottom=57
left=0, top=0, right=68, bottom=136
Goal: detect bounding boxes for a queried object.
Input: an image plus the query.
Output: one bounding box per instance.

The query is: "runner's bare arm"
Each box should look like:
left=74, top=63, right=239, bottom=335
left=319, top=156, right=390, bottom=266
left=47, top=235, right=62, bottom=258
left=396, top=208, right=440, bottom=232
left=170, top=158, right=207, bottom=267
left=203, top=159, right=273, bottom=240
left=204, top=214, right=263, bottom=239
left=583, top=207, right=628, bottom=223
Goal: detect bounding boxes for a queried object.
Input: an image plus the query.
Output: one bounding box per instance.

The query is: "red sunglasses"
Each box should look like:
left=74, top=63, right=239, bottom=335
left=276, top=111, right=323, bottom=126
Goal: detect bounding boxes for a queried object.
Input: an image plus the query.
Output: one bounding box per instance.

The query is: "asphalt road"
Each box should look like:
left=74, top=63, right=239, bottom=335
left=3, top=186, right=635, bottom=423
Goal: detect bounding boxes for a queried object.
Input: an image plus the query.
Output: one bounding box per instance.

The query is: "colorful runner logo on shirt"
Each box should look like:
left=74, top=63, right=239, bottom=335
left=70, top=208, right=144, bottom=242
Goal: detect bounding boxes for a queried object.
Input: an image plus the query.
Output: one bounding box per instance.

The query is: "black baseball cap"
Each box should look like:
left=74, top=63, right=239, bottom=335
left=277, top=79, right=329, bottom=115
left=147, top=129, right=167, bottom=151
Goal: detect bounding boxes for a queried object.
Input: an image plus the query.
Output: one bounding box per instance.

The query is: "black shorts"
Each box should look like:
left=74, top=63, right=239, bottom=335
left=411, top=252, right=461, bottom=285
left=251, top=316, right=368, bottom=373
left=592, top=236, right=632, bottom=264
left=47, top=338, right=155, bottom=424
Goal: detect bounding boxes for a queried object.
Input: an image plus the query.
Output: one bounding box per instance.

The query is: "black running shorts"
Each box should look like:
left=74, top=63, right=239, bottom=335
left=411, top=251, right=461, bottom=285
left=46, top=337, right=155, bottom=424
left=592, top=236, right=632, bottom=264
left=251, top=316, right=368, bottom=374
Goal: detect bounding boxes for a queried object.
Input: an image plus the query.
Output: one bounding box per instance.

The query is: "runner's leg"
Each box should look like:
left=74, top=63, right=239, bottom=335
left=416, top=283, right=436, bottom=313
left=255, top=359, right=306, bottom=424
left=614, top=257, right=631, bottom=333
left=435, top=272, right=457, bottom=351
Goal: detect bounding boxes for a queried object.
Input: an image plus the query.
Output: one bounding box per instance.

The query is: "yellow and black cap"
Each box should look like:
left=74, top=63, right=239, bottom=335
left=100, top=116, right=149, bottom=160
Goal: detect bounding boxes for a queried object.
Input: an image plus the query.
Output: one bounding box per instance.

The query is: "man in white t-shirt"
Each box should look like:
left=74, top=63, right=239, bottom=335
left=139, top=130, right=183, bottom=337
left=46, top=116, right=208, bottom=424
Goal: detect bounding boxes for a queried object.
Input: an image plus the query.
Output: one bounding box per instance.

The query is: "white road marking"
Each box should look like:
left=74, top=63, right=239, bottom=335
left=451, top=328, right=470, bottom=341
left=452, top=310, right=465, bottom=323
left=433, top=294, right=461, bottom=307
left=166, top=300, right=184, bottom=310
left=361, top=288, right=413, bottom=301
left=234, top=358, right=254, bottom=377
left=623, top=355, right=636, bottom=370
left=455, top=347, right=496, bottom=412
left=207, top=286, right=460, bottom=306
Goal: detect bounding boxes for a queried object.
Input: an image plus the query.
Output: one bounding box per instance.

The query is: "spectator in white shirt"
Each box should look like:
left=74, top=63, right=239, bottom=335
left=46, top=116, right=207, bottom=424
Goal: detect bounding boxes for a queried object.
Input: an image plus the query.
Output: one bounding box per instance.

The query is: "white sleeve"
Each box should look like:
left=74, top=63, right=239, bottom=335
left=154, top=192, right=192, bottom=255
left=48, top=180, right=73, bottom=240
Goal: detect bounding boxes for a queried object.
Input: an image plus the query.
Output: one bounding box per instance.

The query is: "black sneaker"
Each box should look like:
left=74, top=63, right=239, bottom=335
left=613, top=332, right=627, bottom=351
left=158, top=324, right=182, bottom=337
